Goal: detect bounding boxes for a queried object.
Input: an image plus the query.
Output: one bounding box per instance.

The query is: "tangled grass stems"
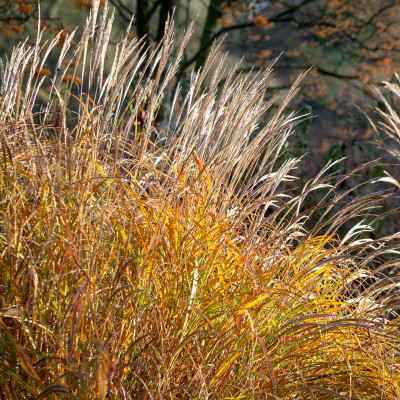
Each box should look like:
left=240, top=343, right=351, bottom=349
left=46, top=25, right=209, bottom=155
left=0, top=1, right=400, bottom=398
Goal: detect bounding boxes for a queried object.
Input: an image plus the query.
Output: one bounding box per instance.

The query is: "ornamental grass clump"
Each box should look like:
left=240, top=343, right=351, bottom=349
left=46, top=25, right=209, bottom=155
left=1, top=1, right=400, bottom=399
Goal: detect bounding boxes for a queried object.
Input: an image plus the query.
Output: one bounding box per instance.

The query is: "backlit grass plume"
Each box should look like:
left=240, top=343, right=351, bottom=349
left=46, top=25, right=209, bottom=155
left=1, top=1, right=400, bottom=398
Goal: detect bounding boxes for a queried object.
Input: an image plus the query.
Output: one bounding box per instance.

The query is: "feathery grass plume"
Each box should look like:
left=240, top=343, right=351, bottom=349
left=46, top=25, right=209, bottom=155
left=369, top=74, right=400, bottom=188
left=366, top=75, right=400, bottom=322
left=1, top=1, right=400, bottom=398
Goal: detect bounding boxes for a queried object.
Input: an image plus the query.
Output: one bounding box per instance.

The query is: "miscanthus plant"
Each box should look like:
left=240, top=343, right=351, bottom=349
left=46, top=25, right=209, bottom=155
left=1, top=1, right=400, bottom=399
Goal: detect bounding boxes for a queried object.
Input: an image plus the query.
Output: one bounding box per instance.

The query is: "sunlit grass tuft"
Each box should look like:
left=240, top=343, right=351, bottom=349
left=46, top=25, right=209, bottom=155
left=1, top=1, right=399, bottom=399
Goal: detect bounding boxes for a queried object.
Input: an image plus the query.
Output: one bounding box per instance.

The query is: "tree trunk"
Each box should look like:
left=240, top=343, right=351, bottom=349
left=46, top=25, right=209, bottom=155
left=195, top=0, right=226, bottom=70
left=137, top=0, right=150, bottom=48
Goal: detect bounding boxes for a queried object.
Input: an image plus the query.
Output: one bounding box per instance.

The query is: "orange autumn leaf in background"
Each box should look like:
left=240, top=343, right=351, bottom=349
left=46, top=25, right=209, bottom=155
left=259, top=49, right=272, bottom=58
left=19, top=2, right=34, bottom=14
left=35, top=68, right=51, bottom=78
left=253, top=14, right=268, bottom=27
left=74, top=0, right=105, bottom=11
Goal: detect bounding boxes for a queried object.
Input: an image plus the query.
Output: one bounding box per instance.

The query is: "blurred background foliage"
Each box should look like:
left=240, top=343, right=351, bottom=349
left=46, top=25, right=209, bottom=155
left=1, top=0, right=400, bottom=233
